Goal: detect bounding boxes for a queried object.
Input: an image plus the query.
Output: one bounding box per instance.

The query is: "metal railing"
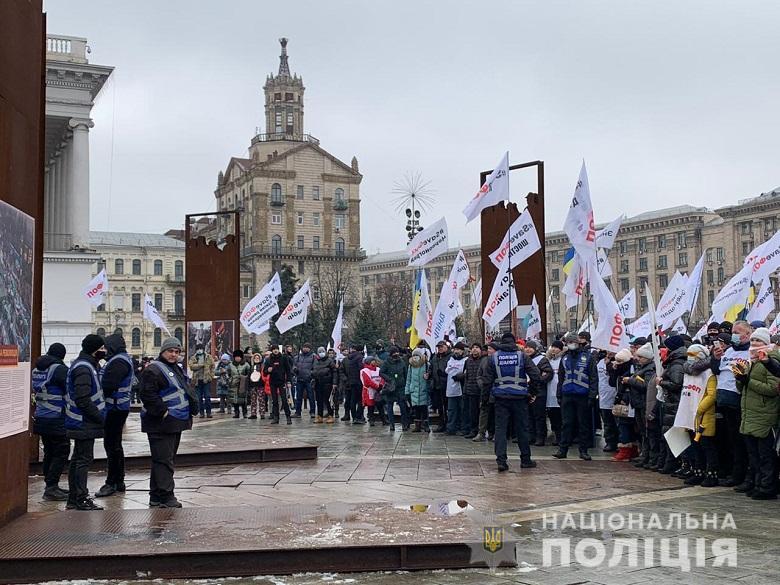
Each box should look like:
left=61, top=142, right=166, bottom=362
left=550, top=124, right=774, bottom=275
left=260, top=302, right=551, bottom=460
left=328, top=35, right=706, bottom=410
left=167, top=311, right=186, bottom=321
left=333, top=200, right=348, bottom=211
left=251, top=132, right=320, bottom=145
left=166, top=274, right=185, bottom=284
left=241, top=244, right=364, bottom=260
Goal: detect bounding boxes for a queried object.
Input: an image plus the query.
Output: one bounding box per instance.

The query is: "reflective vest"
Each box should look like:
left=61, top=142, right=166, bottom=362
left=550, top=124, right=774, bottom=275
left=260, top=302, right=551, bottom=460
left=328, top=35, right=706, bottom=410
left=102, top=353, right=135, bottom=412
left=65, top=359, right=105, bottom=430
left=491, top=351, right=529, bottom=397
left=32, top=364, right=66, bottom=420
left=142, top=360, right=190, bottom=421
left=561, top=351, right=592, bottom=395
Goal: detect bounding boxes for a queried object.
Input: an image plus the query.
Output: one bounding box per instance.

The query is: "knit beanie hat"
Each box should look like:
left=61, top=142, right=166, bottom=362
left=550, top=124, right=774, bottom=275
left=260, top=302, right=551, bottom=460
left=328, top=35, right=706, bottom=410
left=500, top=332, right=516, bottom=344
left=82, top=334, right=104, bottom=355
left=664, top=335, right=684, bottom=352
left=551, top=340, right=564, bottom=350
left=751, top=327, right=771, bottom=345
left=636, top=343, right=654, bottom=360
left=233, top=349, right=244, bottom=359
left=614, top=348, right=632, bottom=364
left=47, top=343, right=66, bottom=360
left=220, top=353, right=230, bottom=361
left=160, top=337, right=182, bottom=352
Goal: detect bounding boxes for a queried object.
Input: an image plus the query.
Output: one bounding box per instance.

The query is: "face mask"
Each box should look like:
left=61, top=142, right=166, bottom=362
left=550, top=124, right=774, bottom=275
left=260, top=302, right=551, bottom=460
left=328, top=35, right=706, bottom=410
left=318, top=352, right=326, bottom=358
left=94, top=350, right=107, bottom=361
left=567, top=343, right=579, bottom=351
left=731, top=334, right=742, bottom=345
left=196, top=349, right=203, bottom=355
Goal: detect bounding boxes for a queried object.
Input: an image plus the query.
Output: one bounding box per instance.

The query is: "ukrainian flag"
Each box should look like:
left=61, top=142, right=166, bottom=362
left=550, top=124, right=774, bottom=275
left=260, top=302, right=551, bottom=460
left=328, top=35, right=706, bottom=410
left=562, top=247, right=576, bottom=276
left=724, top=283, right=757, bottom=322
left=408, top=270, right=423, bottom=348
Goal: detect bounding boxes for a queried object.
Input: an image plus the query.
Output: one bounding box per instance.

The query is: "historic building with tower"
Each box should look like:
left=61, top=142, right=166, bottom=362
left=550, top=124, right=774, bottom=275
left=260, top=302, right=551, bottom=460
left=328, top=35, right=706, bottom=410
left=216, top=39, right=364, bottom=345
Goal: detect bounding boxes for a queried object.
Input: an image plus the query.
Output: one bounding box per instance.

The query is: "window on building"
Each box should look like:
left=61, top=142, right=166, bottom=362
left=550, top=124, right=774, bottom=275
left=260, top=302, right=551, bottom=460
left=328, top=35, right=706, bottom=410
left=154, top=293, right=163, bottom=310
left=708, top=290, right=715, bottom=304
left=154, top=260, right=163, bottom=276
left=553, top=303, right=560, bottom=315
left=620, top=278, right=629, bottom=293
left=707, top=270, right=714, bottom=285
left=678, top=252, right=688, bottom=266
left=742, top=241, right=751, bottom=255
left=551, top=285, right=560, bottom=298
left=274, top=92, right=281, bottom=101
left=113, top=327, right=123, bottom=336
left=620, top=259, right=629, bottom=273
left=764, top=217, right=777, bottom=234
left=296, top=185, right=304, bottom=200
left=97, top=259, right=106, bottom=272
left=115, top=259, right=124, bottom=275
left=175, top=260, right=183, bottom=278
left=298, top=260, right=305, bottom=274
left=639, top=276, right=649, bottom=291
left=286, top=111, right=293, bottom=132
left=640, top=296, right=648, bottom=311
left=131, top=328, right=141, bottom=347
left=335, top=187, right=345, bottom=202
left=97, top=303, right=105, bottom=312
left=174, top=290, right=183, bottom=313
left=132, top=259, right=141, bottom=275
left=658, top=255, right=668, bottom=269
left=550, top=250, right=559, bottom=263
left=312, top=186, right=320, bottom=200
left=659, top=274, right=668, bottom=288
left=174, top=327, right=183, bottom=343
left=243, top=284, right=249, bottom=297
left=706, top=248, right=713, bottom=262
left=716, top=247, right=725, bottom=261
left=639, top=257, right=648, bottom=271
left=153, top=328, right=162, bottom=347
left=717, top=267, right=724, bottom=284
left=297, top=212, right=304, bottom=225
left=312, top=212, right=321, bottom=227
left=313, top=236, right=320, bottom=250
left=657, top=234, right=666, bottom=249
left=335, top=214, right=346, bottom=230
left=335, top=238, right=345, bottom=256
left=271, top=235, right=282, bottom=254
left=274, top=112, right=282, bottom=133
left=619, top=241, right=627, bottom=255
left=741, top=222, right=752, bottom=235
left=551, top=268, right=559, bottom=281
left=96, top=327, right=106, bottom=337
left=131, top=293, right=141, bottom=312
left=271, top=211, right=282, bottom=225
left=678, top=231, right=688, bottom=248
left=271, top=183, right=283, bottom=204
left=297, top=235, right=304, bottom=249
left=637, top=238, right=647, bottom=253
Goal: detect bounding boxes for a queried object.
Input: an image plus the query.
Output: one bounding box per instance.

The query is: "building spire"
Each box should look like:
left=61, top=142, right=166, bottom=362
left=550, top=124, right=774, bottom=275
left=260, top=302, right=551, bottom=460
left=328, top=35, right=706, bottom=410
left=278, top=38, right=290, bottom=78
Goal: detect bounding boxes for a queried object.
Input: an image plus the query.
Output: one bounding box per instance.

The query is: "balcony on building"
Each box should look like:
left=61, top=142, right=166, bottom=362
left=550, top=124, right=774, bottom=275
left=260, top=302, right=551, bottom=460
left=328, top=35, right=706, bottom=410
left=251, top=132, right=319, bottom=146
left=166, top=274, right=185, bottom=285
left=333, top=199, right=348, bottom=211
left=167, top=311, right=186, bottom=321
left=241, top=244, right=364, bottom=260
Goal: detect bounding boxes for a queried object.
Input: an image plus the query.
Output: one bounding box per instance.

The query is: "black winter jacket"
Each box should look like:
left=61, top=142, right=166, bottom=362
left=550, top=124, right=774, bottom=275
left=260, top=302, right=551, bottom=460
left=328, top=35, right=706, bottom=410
left=660, top=346, right=688, bottom=429
left=623, top=361, right=655, bottom=411
left=264, top=352, right=292, bottom=386
left=429, top=350, right=452, bottom=394
left=65, top=352, right=105, bottom=440
left=139, top=356, right=197, bottom=434
left=529, top=353, right=553, bottom=397
left=462, top=356, right=483, bottom=396
left=101, top=334, right=132, bottom=401
left=32, top=354, right=68, bottom=436
left=480, top=342, right=542, bottom=398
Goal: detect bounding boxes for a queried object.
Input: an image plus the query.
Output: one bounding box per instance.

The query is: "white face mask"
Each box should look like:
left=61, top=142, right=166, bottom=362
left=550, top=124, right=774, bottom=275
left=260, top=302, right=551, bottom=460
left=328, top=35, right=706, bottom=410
left=318, top=352, right=326, bottom=358
left=567, top=343, right=579, bottom=351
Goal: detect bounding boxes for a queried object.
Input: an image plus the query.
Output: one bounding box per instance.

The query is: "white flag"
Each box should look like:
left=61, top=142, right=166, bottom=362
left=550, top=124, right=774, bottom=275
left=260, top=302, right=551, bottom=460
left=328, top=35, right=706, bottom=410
left=618, top=288, right=636, bottom=320
left=626, top=312, right=653, bottom=338
left=432, top=279, right=460, bottom=343
left=746, top=229, right=780, bottom=282
left=275, top=280, right=312, bottom=334
left=525, top=295, right=542, bottom=339
left=596, top=248, right=613, bottom=278
left=587, top=261, right=629, bottom=352
left=84, top=269, right=109, bottom=307
left=473, top=278, right=483, bottom=310
left=463, top=151, right=509, bottom=223
left=684, top=254, right=705, bottom=314
left=415, top=271, right=436, bottom=347
left=671, top=317, right=688, bottom=336
left=644, top=285, right=665, bottom=402
left=488, top=208, right=542, bottom=270
left=563, top=161, right=597, bottom=259
left=595, top=214, right=625, bottom=250
left=656, top=273, right=690, bottom=330
left=482, top=255, right=518, bottom=329
left=710, top=266, right=753, bottom=321
left=331, top=298, right=344, bottom=350
left=562, top=255, right=585, bottom=309
left=448, top=249, right=471, bottom=289
left=768, top=313, right=780, bottom=336
left=407, top=216, right=448, bottom=267
left=143, top=294, right=171, bottom=335
left=578, top=314, right=595, bottom=334
left=746, top=278, right=774, bottom=324
left=240, top=278, right=281, bottom=334
left=268, top=272, right=282, bottom=298
left=694, top=322, right=708, bottom=341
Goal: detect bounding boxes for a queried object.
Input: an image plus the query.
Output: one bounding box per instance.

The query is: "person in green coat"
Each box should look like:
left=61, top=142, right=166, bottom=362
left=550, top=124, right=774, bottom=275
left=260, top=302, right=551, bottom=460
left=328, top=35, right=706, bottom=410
left=379, top=346, right=409, bottom=431
left=734, top=327, right=780, bottom=500
left=227, top=349, right=250, bottom=419
left=405, top=348, right=430, bottom=432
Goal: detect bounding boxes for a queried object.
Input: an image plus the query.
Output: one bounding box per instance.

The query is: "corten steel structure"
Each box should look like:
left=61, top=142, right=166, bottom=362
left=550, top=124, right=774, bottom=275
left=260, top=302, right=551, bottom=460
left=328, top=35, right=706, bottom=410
left=479, top=161, right=547, bottom=343
left=185, top=211, right=241, bottom=355
left=0, top=1, right=45, bottom=527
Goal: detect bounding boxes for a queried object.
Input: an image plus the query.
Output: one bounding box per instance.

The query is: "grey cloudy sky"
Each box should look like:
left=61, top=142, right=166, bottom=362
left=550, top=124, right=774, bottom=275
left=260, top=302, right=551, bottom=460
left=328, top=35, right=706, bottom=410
left=47, top=0, right=780, bottom=254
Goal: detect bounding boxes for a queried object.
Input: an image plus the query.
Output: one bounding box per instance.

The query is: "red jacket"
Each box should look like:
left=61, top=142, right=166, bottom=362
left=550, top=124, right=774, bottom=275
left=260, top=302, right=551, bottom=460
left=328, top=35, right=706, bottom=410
left=360, top=364, right=383, bottom=406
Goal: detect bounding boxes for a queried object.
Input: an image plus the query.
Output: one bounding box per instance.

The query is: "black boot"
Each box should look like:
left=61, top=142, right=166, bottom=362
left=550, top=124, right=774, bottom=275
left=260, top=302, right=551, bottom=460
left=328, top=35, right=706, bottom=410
left=701, top=470, right=719, bottom=488
left=552, top=447, right=568, bottom=459
left=578, top=449, right=592, bottom=461
left=422, top=420, right=431, bottom=433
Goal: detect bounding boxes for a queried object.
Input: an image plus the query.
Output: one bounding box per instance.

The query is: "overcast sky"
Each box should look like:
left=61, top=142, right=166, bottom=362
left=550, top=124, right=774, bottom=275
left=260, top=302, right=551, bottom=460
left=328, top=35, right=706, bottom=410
left=46, top=0, right=780, bottom=254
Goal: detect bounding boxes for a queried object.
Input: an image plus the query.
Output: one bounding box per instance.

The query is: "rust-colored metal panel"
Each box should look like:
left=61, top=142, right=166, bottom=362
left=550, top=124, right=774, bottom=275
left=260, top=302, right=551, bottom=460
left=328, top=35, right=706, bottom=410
left=0, top=1, right=44, bottom=528
left=184, top=212, right=241, bottom=355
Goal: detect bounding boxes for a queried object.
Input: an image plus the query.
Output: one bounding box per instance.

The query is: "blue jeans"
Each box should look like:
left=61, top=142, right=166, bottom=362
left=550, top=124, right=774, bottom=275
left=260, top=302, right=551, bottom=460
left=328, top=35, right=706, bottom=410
left=196, top=381, right=211, bottom=415
left=295, top=379, right=315, bottom=415
left=446, top=396, right=462, bottom=433
left=386, top=397, right=409, bottom=427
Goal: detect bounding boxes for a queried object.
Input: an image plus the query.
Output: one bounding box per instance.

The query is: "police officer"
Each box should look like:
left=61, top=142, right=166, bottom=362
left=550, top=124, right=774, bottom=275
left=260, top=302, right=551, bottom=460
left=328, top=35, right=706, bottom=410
left=95, top=333, right=134, bottom=498
left=554, top=332, right=599, bottom=461
left=481, top=332, right=542, bottom=472
left=65, top=334, right=107, bottom=510
left=32, top=343, right=70, bottom=501
left=139, top=337, right=198, bottom=508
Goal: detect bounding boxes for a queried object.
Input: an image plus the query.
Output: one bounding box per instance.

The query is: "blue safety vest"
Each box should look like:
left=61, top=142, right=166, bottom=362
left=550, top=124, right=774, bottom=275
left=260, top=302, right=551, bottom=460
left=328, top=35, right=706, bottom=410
left=32, top=364, right=66, bottom=420
left=102, top=353, right=135, bottom=412
left=141, top=360, right=190, bottom=421
left=490, top=351, right=529, bottom=397
left=65, top=359, right=106, bottom=430
left=561, top=351, right=592, bottom=396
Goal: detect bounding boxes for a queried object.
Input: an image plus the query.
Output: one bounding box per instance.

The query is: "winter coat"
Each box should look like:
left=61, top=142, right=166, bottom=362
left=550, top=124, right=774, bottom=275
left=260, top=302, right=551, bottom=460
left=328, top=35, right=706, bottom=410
left=188, top=351, right=215, bottom=384
left=462, top=356, right=483, bottom=396
left=379, top=356, right=407, bottom=401
left=139, top=355, right=197, bottom=434
left=607, top=360, right=633, bottom=408
left=529, top=352, right=553, bottom=397
left=227, top=362, right=250, bottom=405
left=66, top=352, right=106, bottom=440
left=556, top=347, right=599, bottom=402
left=102, top=334, right=133, bottom=405
left=482, top=342, right=542, bottom=399
left=694, top=373, right=718, bottom=438
left=428, top=350, right=452, bottom=394
left=312, top=356, right=337, bottom=386
left=247, top=362, right=265, bottom=392
left=660, top=346, right=687, bottom=430
left=264, top=353, right=291, bottom=387
left=477, top=355, right=493, bottom=402
left=346, top=351, right=364, bottom=388
left=293, top=352, right=316, bottom=382
left=624, top=360, right=655, bottom=413
left=214, top=361, right=230, bottom=396
left=361, top=364, right=384, bottom=406
left=32, top=354, right=68, bottom=436
left=405, top=355, right=430, bottom=406
left=738, top=351, right=780, bottom=438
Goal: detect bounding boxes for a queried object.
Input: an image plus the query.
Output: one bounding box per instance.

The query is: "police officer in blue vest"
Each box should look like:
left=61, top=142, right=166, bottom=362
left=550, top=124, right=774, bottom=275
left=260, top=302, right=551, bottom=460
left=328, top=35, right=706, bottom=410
left=481, top=332, right=542, bottom=472
left=140, top=336, right=198, bottom=508
left=32, top=343, right=70, bottom=501
left=65, top=334, right=107, bottom=510
left=94, top=333, right=135, bottom=498
left=553, top=332, right=599, bottom=461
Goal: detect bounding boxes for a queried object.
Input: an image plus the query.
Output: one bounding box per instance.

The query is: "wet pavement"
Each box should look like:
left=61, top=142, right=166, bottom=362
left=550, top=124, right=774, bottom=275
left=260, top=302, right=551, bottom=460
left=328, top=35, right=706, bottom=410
left=21, top=411, right=780, bottom=585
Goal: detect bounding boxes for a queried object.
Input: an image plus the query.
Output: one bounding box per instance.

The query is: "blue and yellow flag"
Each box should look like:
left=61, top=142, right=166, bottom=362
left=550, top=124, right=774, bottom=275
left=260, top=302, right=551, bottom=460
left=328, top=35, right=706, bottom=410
left=408, top=270, right=423, bottom=348
left=562, top=247, right=576, bottom=276
left=724, top=283, right=757, bottom=322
